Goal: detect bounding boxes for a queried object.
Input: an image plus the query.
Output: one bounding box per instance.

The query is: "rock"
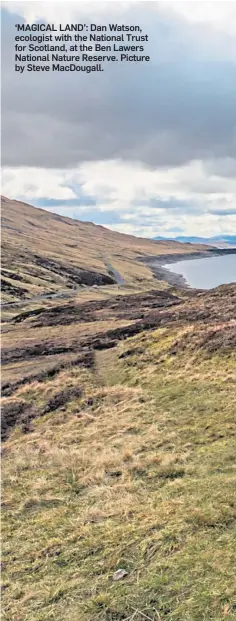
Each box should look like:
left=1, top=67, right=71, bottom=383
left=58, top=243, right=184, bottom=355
left=112, top=568, right=128, bottom=581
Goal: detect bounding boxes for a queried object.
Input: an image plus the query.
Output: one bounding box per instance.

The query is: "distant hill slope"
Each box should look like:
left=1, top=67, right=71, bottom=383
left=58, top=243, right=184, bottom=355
left=1, top=196, right=209, bottom=302
left=154, top=235, right=236, bottom=247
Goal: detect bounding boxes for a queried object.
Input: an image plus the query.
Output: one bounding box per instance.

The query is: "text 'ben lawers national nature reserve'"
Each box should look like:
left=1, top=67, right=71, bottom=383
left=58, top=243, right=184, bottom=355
left=14, top=23, right=151, bottom=73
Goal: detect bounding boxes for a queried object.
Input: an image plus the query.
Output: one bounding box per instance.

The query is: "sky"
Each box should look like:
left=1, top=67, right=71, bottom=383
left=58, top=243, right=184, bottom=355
left=1, top=0, right=236, bottom=238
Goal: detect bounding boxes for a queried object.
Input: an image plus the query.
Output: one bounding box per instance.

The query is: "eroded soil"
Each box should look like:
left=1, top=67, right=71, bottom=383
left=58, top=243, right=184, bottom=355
left=2, top=284, right=236, bottom=439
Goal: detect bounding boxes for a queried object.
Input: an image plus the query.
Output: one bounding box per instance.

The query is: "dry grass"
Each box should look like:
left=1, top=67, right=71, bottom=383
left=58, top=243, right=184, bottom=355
left=2, top=196, right=236, bottom=620
left=1, top=196, right=208, bottom=302
left=2, top=286, right=236, bottom=620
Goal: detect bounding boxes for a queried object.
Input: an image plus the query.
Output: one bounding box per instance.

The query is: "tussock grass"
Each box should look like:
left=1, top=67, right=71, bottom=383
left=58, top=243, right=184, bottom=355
left=2, top=318, right=236, bottom=621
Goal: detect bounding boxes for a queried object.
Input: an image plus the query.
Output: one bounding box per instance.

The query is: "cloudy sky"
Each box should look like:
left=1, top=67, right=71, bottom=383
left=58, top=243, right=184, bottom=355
left=2, top=0, right=236, bottom=238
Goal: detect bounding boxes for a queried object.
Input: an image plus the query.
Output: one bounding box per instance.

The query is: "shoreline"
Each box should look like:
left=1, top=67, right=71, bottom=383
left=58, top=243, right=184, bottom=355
left=141, top=248, right=236, bottom=290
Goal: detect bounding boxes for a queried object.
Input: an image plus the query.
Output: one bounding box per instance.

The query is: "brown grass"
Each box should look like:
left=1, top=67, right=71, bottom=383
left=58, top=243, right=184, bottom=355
left=1, top=199, right=236, bottom=619
left=1, top=281, right=236, bottom=621
left=2, top=196, right=209, bottom=302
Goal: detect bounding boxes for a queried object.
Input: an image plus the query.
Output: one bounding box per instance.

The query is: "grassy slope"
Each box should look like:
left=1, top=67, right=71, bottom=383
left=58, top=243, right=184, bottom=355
left=1, top=196, right=208, bottom=302
left=2, top=285, right=236, bottom=621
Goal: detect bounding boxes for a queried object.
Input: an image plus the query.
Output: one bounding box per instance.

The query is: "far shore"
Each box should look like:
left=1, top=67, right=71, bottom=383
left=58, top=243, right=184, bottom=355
left=141, top=247, right=236, bottom=289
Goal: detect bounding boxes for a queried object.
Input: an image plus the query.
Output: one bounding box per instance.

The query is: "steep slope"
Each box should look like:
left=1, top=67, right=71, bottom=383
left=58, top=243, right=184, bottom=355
left=2, top=195, right=236, bottom=621
left=1, top=196, right=209, bottom=302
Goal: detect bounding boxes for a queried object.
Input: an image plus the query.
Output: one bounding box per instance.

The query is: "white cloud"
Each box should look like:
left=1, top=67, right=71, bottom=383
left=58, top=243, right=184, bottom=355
left=164, top=1, right=236, bottom=36
left=4, top=0, right=236, bottom=35
left=76, top=159, right=236, bottom=205
left=2, top=1, right=235, bottom=238
left=3, top=0, right=131, bottom=23
left=2, top=159, right=236, bottom=237
left=1, top=167, right=76, bottom=199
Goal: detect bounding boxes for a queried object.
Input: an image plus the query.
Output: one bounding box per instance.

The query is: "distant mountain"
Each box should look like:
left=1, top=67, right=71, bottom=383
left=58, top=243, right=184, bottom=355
left=1, top=197, right=207, bottom=303
left=154, top=235, right=236, bottom=248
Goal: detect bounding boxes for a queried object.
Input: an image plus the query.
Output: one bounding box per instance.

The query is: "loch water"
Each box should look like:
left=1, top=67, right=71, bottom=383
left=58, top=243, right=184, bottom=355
left=164, top=254, right=236, bottom=289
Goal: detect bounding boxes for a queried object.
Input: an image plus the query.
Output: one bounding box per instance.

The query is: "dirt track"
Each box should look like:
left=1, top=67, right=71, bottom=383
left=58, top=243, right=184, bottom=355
left=2, top=284, right=236, bottom=440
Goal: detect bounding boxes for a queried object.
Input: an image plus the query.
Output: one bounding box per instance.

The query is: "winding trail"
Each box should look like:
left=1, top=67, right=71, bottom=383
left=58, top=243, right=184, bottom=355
left=1, top=263, right=127, bottom=309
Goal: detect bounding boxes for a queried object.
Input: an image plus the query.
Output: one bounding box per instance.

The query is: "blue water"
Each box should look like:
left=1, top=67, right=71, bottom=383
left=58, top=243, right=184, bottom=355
left=164, top=254, right=236, bottom=289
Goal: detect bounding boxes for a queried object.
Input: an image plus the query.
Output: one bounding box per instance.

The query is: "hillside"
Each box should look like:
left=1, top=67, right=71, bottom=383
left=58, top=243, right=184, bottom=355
left=1, top=196, right=236, bottom=621
left=1, top=196, right=209, bottom=303
left=2, top=280, right=236, bottom=621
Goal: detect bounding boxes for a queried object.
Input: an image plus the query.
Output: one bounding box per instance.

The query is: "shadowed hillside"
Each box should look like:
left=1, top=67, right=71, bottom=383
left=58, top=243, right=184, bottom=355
left=1, top=197, right=236, bottom=621
left=1, top=196, right=209, bottom=302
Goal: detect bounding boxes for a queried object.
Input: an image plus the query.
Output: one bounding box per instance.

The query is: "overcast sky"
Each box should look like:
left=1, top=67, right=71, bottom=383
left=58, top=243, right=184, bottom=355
left=2, top=0, right=236, bottom=237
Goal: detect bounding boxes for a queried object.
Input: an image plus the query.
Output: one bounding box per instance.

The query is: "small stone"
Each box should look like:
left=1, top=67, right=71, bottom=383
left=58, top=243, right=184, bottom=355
left=112, top=568, right=128, bottom=581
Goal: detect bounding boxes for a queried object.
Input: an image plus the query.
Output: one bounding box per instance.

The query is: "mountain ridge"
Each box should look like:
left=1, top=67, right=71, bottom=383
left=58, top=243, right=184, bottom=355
left=1, top=196, right=212, bottom=302
left=154, top=234, right=236, bottom=247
